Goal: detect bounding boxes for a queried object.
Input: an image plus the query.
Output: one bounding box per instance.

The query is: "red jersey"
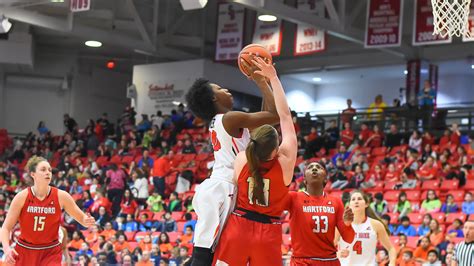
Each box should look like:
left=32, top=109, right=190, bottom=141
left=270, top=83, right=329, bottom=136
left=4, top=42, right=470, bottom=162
left=236, top=159, right=288, bottom=217
left=286, top=192, right=355, bottom=259
left=18, top=187, right=61, bottom=247
left=340, top=129, right=355, bottom=147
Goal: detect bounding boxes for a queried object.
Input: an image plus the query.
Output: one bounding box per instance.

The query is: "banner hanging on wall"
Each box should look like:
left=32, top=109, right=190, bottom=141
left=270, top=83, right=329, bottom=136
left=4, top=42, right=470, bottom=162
left=70, top=0, right=91, bottom=12
left=365, top=0, right=403, bottom=48
left=294, top=0, right=325, bottom=56
left=252, top=14, right=283, bottom=56
left=413, top=0, right=452, bottom=45
left=462, top=2, right=474, bottom=42
left=142, top=80, right=188, bottom=114
left=215, top=3, right=245, bottom=61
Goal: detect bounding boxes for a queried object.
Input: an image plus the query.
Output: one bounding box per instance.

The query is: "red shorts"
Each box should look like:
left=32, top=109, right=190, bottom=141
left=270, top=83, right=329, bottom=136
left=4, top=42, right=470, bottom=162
left=291, top=257, right=341, bottom=266
left=14, top=243, right=62, bottom=266
left=213, top=214, right=282, bottom=265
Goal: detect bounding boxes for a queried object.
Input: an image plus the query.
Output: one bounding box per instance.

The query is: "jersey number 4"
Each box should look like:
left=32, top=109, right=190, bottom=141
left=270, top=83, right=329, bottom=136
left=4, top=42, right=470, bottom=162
left=33, top=216, right=45, bottom=232
left=247, top=177, right=270, bottom=207
left=211, top=131, right=221, bottom=151
left=353, top=241, right=362, bottom=255
left=312, top=215, right=328, bottom=233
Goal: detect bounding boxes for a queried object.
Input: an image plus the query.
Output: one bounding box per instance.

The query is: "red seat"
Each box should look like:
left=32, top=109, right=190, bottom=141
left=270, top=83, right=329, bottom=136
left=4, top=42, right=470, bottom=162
left=450, top=190, right=465, bottom=202
left=195, top=153, right=210, bottom=161
left=389, top=145, right=408, bottom=156
left=387, top=213, right=399, bottom=224
left=465, top=180, right=474, bottom=190
left=124, top=231, right=136, bottom=242
left=135, top=231, right=149, bottom=242
left=407, top=213, right=423, bottom=224
left=421, top=180, right=440, bottom=190
left=384, top=190, right=400, bottom=202
left=172, top=211, right=185, bottom=221
left=406, top=190, right=421, bottom=201
left=406, top=237, right=418, bottom=249
left=383, top=181, right=399, bottom=190
left=152, top=211, right=165, bottom=221
left=446, top=213, right=467, bottom=224
left=167, top=231, right=181, bottom=243
left=432, top=212, right=446, bottom=224
left=390, top=236, right=400, bottom=246
left=128, top=242, right=139, bottom=250
left=183, top=154, right=196, bottom=161
left=177, top=221, right=186, bottom=232
left=371, top=147, right=387, bottom=156
left=440, top=180, right=459, bottom=190
left=122, top=155, right=134, bottom=165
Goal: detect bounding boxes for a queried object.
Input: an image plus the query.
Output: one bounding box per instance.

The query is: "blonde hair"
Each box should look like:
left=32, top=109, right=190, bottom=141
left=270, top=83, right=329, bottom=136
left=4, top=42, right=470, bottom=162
left=25, top=156, right=47, bottom=174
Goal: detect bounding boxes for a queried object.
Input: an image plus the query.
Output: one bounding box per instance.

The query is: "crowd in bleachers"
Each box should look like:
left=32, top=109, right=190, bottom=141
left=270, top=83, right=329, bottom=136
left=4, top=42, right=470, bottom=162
left=0, top=100, right=473, bottom=265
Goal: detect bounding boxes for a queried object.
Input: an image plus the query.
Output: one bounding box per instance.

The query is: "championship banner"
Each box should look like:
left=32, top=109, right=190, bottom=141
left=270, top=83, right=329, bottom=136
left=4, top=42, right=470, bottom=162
left=70, top=0, right=91, bottom=12
left=252, top=14, right=283, bottom=56
left=462, top=2, right=474, bottom=42
left=294, top=0, right=325, bottom=56
left=215, top=3, right=245, bottom=61
left=365, top=0, right=403, bottom=48
left=413, top=0, right=452, bottom=45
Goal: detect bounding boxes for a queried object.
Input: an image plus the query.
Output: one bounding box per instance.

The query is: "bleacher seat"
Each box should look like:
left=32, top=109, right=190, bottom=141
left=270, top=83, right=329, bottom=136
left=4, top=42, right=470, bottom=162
left=406, top=190, right=421, bottom=201
left=135, top=231, right=148, bottom=242
left=371, top=147, right=387, bottom=156
left=440, top=180, right=459, bottom=190
left=465, top=180, right=474, bottom=190
left=167, top=231, right=181, bottom=243
left=432, top=213, right=446, bottom=224
left=446, top=213, right=467, bottom=224
left=125, top=231, right=136, bottom=242
left=421, top=180, right=440, bottom=190
left=450, top=190, right=465, bottom=202
left=384, top=190, right=400, bottom=202
left=407, top=213, right=423, bottom=224
left=172, top=211, right=185, bottom=222
left=407, top=237, right=419, bottom=248
left=387, top=213, right=399, bottom=224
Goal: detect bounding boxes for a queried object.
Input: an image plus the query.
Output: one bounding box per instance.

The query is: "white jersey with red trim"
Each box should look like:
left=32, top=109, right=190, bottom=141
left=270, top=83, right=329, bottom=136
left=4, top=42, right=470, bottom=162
left=209, top=114, right=250, bottom=182
left=339, top=217, right=377, bottom=266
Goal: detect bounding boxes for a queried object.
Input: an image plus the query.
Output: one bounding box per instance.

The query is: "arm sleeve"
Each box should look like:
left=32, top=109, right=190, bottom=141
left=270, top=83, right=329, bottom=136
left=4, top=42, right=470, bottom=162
left=335, top=199, right=355, bottom=244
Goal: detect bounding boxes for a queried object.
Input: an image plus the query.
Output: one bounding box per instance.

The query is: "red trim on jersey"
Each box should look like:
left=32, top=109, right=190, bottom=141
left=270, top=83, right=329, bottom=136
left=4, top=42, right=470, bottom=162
left=231, top=138, right=240, bottom=153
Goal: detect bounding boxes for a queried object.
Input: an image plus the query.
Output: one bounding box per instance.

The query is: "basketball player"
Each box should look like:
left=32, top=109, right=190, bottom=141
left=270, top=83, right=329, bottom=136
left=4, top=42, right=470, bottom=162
left=185, top=58, right=279, bottom=265
left=0, top=156, right=96, bottom=265
left=212, top=56, right=296, bottom=265
left=286, top=162, right=355, bottom=266
left=337, top=190, right=396, bottom=266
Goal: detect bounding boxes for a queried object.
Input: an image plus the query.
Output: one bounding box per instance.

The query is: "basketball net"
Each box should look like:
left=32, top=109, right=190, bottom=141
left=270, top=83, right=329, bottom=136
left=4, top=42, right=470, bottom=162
left=431, top=0, right=472, bottom=37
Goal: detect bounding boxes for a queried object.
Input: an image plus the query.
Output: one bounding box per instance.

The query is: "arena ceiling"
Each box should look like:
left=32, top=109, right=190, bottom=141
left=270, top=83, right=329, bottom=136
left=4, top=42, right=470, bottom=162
left=0, top=0, right=473, bottom=73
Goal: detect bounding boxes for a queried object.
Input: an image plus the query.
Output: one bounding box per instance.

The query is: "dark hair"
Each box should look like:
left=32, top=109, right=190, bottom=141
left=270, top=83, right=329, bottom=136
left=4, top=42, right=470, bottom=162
left=427, top=249, right=438, bottom=258
left=158, top=232, right=170, bottom=244
left=397, top=191, right=407, bottom=208
left=350, top=190, right=390, bottom=235
left=425, top=189, right=439, bottom=202
left=245, top=125, right=279, bottom=206
left=185, top=78, right=217, bottom=122
left=185, top=225, right=194, bottom=231
left=400, top=216, right=410, bottom=223
left=184, top=213, right=192, bottom=221
left=374, top=192, right=384, bottom=201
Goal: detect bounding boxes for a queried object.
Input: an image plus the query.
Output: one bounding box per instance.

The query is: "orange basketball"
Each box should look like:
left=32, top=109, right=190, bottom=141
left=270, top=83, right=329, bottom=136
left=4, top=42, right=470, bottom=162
left=238, top=44, right=273, bottom=78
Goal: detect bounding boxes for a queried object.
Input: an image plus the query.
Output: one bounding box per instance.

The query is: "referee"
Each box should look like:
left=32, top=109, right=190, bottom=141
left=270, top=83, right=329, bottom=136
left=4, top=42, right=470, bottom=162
left=452, top=220, right=474, bottom=266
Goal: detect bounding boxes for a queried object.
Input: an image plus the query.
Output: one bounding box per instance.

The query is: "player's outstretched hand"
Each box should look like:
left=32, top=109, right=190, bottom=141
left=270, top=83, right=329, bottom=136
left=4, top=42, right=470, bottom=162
left=4, top=247, right=18, bottom=265
left=241, top=57, right=266, bottom=84
left=251, top=57, right=277, bottom=80
left=83, top=213, right=96, bottom=227
left=343, top=206, right=354, bottom=226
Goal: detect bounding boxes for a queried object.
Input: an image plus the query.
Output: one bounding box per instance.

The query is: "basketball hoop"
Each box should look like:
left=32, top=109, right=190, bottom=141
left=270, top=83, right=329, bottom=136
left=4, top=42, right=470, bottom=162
left=431, top=0, right=472, bottom=37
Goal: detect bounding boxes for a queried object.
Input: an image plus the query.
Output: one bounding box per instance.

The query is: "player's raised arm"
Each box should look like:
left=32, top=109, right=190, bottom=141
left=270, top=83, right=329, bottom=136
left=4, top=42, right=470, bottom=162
left=336, top=202, right=356, bottom=244
left=59, top=190, right=95, bottom=228
left=252, top=56, right=297, bottom=185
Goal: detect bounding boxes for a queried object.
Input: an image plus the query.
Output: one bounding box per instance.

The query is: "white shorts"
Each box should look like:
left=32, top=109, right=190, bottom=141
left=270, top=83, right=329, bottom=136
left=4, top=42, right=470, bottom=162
left=192, top=178, right=236, bottom=250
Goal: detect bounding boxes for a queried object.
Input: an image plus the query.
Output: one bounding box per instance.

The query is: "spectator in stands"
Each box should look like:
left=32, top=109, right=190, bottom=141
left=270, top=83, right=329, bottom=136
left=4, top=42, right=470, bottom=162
left=95, top=206, right=111, bottom=227
left=423, top=250, right=441, bottom=266
left=120, top=188, right=139, bottom=218
left=405, top=149, right=420, bottom=171
left=138, top=213, right=161, bottom=232
left=350, top=165, right=365, bottom=189
left=90, top=191, right=112, bottom=216
left=441, top=194, right=459, bottom=214
left=152, top=151, right=172, bottom=198
left=67, top=230, right=85, bottom=251
left=182, top=139, right=196, bottom=154
left=331, top=144, right=350, bottom=165
left=371, top=192, right=389, bottom=217
left=77, top=254, right=91, bottom=266
left=37, top=121, right=49, bottom=135
left=351, top=153, right=370, bottom=172
left=396, top=234, right=413, bottom=260
left=125, top=214, right=138, bottom=232
left=418, top=80, right=436, bottom=129
left=305, top=126, right=318, bottom=143
left=147, top=190, right=165, bottom=213
left=385, top=124, right=403, bottom=149
left=162, top=212, right=177, bottom=232
left=178, top=247, right=191, bottom=265
left=398, top=250, right=416, bottom=266
left=101, top=221, right=117, bottom=240
left=427, top=219, right=445, bottom=247
left=150, top=245, right=162, bottom=265
left=329, top=162, right=349, bottom=190
left=417, top=156, right=437, bottom=181
left=394, top=192, right=412, bottom=218
left=414, top=236, right=436, bottom=264
left=341, top=99, right=356, bottom=125
left=113, top=215, right=125, bottom=231
left=450, top=123, right=461, bottom=147
left=138, top=149, right=154, bottom=169
left=152, top=110, right=165, bottom=129
left=448, top=219, right=464, bottom=238
left=69, top=179, right=82, bottom=195
left=364, top=124, right=384, bottom=148
left=131, top=168, right=149, bottom=205
left=114, top=233, right=130, bottom=253
left=395, top=216, right=417, bottom=237
left=64, top=113, right=78, bottom=133
left=324, top=120, right=339, bottom=150
left=167, top=192, right=182, bottom=212
left=358, top=123, right=372, bottom=144
left=136, top=250, right=153, bottom=266
left=376, top=248, right=390, bottom=266
left=137, top=114, right=152, bottom=134
left=421, top=144, right=437, bottom=164
left=462, top=192, right=474, bottom=215
left=421, top=190, right=442, bottom=214
left=179, top=225, right=194, bottom=244
left=409, top=131, right=423, bottom=152
left=340, top=122, right=354, bottom=147
left=158, top=232, right=173, bottom=258
left=139, top=234, right=153, bottom=252
left=418, top=214, right=433, bottom=236
left=106, top=163, right=127, bottom=216
left=368, top=94, right=387, bottom=121
left=183, top=212, right=196, bottom=232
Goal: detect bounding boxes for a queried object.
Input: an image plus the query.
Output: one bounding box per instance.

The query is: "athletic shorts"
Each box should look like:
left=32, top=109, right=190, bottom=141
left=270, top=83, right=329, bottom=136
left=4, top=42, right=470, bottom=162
left=291, top=257, right=341, bottom=266
left=14, top=243, right=62, bottom=266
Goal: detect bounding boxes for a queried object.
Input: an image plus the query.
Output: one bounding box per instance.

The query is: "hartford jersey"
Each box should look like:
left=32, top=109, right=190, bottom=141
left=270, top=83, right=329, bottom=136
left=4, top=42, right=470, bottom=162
left=209, top=114, right=250, bottom=182
left=339, top=217, right=378, bottom=266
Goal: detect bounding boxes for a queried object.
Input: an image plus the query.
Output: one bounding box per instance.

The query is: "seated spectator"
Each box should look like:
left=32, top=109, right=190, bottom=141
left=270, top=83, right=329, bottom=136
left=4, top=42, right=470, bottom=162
left=350, top=165, right=366, bottom=189
left=398, top=250, right=416, bottom=266
left=450, top=123, right=461, bottom=146
left=305, top=126, right=318, bottom=143
left=113, top=215, right=126, bottom=231
left=422, top=132, right=435, bottom=150
left=91, top=235, right=105, bottom=255
left=393, top=192, right=412, bottom=218
left=95, top=206, right=112, bottom=227
left=329, top=165, right=348, bottom=190
left=340, top=123, right=354, bottom=147
left=167, top=192, right=182, bottom=212
left=427, top=219, right=445, bottom=247
left=447, top=219, right=464, bottom=238
left=367, top=164, right=384, bottom=183
left=396, top=234, right=413, bottom=259
left=416, top=156, right=437, bottom=181
left=394, top=216, right=417, bottom=236
left=69, top=180, right=83, bottom=195
left=331, top=144, right=350, bottom=165
left=157, top=232, right=174, bottom=258
left=162, top=212, right=177, bottom=232
left=139, top=234, right=153, bottom=252
left=131, top=168, right=149, bottom=204
left=114, top=233, right=130, bottom=253
left=182, top=212, right=197, bottom=232
left=462, top=192, right=474, bottom=215
left=147, top=191, right=165, bottom=213
left=150, top=245, right=162, bottom=265
left=179, top=225, right=194, bottom=244
left=413, top=237, right=436, bottom=264
left=175, top=170, right=193, bottom=194
left=37, top=121, right=49, bottom=135
left=422, top=250, right=441, bottom=266
left=122, top=254, right=134, bottom=266
left=439, top=129, right=451, bottom=147
left=370, top=192, right=388, bottom=217
left=67, top=230, right=85, bottom=251
left=404, top=149, right=420, bottom=171
left=100, top=221, right=117, bottom=240
left=358, top=123, right=372, bottom=144
left=384, top=163, right=400, bottom=182
left=177, top=247, right=191, bottom=265
left=120, top=188, right=139, bottom=218
left=364, top=124, right=383, bottom=148
left=376, top=249, right=390, bottom=266
left=138, top=149, right=154, bottom=169
left=86, top=224, right=100, bottom=244
left=138, top=213, right=162, bottom=232
left=75, top=242, right=94, bottom=259
left=182, top=139, right=196, bottom=154
left=385, top=124, right=403, bottom=148
left=441, top=194, right=459, bottom=214
left=351, top=153, right=369, bottom=172
left=136, top=250, right=154, bottom=266
left=420, top=190, right=441, bottom=214
left=418, top=214, right=433, bottom=236
left=421, top=144, right=437, bottom=164
left=409, top=130, right=422, bottom=152
left=90, top=191, right=112, bottom=216
left=125, top=214, right=139, bottom=232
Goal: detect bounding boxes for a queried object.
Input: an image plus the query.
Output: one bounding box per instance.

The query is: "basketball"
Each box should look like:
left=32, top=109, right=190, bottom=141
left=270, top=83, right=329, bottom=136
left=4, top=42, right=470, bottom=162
left=237, top=44, right=273, bottom=78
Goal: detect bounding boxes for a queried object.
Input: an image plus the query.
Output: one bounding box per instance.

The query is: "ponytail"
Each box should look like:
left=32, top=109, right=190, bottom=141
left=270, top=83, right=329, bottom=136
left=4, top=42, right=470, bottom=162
left=246, top=141, right=265, bottom=205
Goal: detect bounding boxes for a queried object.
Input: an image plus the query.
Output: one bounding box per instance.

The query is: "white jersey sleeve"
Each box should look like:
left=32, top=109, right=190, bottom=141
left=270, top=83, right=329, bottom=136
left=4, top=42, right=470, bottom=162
left=209, top=114, right=250, bottom=182
left=339, top=217, right=378, bottom=266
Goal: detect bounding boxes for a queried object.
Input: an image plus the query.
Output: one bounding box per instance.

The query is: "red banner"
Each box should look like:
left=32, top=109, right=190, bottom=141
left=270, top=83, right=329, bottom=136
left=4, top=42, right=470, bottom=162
left=294, top=0, right=325, bottom=56
left=413, top=0, right=452, bottom=45
left=463, top=2, right=474, bottom=42
left=365, top=0, right=403, bottom=48
left=70, top=0, right=90, bottom=12
left=215, top=3, right=245, bottom=61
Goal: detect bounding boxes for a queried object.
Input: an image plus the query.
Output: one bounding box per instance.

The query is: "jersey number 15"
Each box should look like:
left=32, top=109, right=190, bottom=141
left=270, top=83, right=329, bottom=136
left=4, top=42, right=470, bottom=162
left=33, top=216, right=46, bottom=232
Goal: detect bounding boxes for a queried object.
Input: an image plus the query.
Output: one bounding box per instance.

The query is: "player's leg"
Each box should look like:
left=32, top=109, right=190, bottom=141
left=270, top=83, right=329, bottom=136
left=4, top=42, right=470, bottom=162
left=213, top=215, right=250, bottom=266
left=250, top=222, right=282, bottom=266
left=191, top=179, right=223, bottom=266
left=211, top=181, right=236, bottom=251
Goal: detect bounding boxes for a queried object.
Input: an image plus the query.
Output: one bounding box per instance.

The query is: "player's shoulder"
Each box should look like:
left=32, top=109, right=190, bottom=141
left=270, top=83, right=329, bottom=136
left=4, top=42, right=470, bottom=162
left=325, top=194, right=343, bottom=206
left=14, top=188, right=29, bottom=200
left=369, top=217, right=384, bottom=231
